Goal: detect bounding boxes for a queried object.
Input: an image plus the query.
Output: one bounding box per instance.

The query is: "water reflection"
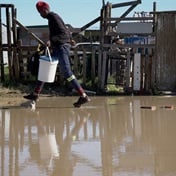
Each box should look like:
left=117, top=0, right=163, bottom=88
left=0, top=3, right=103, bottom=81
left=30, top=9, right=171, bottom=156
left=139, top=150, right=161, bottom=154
left=1, top=96, right=176, bottom=176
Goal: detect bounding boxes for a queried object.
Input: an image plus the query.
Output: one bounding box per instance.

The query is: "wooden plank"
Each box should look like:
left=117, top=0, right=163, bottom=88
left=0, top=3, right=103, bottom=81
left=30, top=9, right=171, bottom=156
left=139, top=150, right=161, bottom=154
left=103, top=43, right=155, bottom=49
left=133, top=53, right=141, bottom=91
left=111, top=3, right=140, bottom=27
left=14, top=18, right=45, bottom=46
left=112, top=0, right=141, bottom=8
left=91, top=49, right=96, bottom=83
left=82, top=49, right=87, bottom=84
left=140, top=49, right=145, bottom=90
left=6, top=7, right=13, bottom=79
left=106, top=17, right=154, bottom=21
left=0, top=7, right=5, bottom=81
left=98, top=51, right=102, bottom=88
left=12, top=47, right=19, bottom=80
left=73, top=48, right=79, bottom=76
left=80, top=16, right=101, bottom=32
left=125, top=51, right=131, bottom=89
left=0, top=4, right=14, bottom=8
left=101, top=51, right=107, bottom=89
left=144, top=53, right=149, bottom=91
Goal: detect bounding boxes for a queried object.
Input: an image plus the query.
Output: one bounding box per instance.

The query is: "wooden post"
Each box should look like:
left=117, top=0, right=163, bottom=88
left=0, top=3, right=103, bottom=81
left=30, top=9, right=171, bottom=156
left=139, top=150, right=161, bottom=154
left=11, top=5, right=19, bottom=80
left=17, top=40, right=24, bottom=79
left=12, top=47, right=19, bottom=80
left=101, top=51, right=108, bottom=90
left=0, top=8, right=4, bottom=81
left=133, top=53, right=141, bottom=91
left=73, top=48, right=79, bottom=76
left=145, top=48, right=153, bottom=92
left=11, top=5, right=17, bottom=46
left=6, top=7, right=13, bottom=80
left=151, top=1, right=157, bottom=87
left=98, top=50, right=102, bottom=88
left=91, top=49, right=96, bottom=84
left=99, top=3, right=112, bottom=90
left=125, top=51, right=131, bottom=90
left=82, top=49, right=87, bottom=84
left=140, top=48, right=145, bottom=91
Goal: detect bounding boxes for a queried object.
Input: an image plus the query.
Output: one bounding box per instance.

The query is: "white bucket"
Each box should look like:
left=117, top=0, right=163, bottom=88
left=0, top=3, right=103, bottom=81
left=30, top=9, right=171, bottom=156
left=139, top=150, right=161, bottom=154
left=38, top=57, right=58, bottom=82
left=39, top=133, right=59, bottom=160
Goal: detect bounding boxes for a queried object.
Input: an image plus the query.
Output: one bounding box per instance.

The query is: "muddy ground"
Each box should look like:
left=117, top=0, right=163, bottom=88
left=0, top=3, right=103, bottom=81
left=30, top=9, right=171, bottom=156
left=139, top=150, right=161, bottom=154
left=0, top=83, right=92, bottom=106
left=0, top=86, right=24, bottom=106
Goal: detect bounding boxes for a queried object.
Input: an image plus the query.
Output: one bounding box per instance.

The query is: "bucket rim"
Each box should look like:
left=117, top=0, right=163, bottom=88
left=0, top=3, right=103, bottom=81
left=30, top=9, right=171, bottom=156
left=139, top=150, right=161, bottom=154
left=39, top=59, right=58, bottom=64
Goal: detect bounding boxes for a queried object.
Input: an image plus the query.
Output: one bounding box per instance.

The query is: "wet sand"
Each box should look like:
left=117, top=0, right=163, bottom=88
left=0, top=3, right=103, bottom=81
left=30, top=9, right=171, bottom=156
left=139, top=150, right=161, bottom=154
left=1, top=95, right=176, bottom=176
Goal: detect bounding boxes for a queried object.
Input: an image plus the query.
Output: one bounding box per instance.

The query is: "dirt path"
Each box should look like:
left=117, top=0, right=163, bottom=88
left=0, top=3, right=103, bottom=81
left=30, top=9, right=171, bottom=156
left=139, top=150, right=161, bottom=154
left=0, top=87, right=25, bottom=106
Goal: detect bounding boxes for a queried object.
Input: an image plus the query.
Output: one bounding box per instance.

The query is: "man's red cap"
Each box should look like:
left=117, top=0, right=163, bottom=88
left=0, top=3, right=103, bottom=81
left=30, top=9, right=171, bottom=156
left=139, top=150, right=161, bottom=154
left=36, top=1, right=50, bottom=12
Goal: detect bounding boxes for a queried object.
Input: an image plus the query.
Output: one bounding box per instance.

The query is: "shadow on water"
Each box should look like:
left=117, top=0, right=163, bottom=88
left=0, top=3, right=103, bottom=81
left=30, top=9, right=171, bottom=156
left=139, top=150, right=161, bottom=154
left=1, top=96, right=176, bottom=176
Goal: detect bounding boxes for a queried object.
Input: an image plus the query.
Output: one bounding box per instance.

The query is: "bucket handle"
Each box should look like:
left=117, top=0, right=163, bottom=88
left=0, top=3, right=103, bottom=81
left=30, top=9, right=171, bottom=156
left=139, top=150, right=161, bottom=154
left=45, top=47, right=52, bottom=62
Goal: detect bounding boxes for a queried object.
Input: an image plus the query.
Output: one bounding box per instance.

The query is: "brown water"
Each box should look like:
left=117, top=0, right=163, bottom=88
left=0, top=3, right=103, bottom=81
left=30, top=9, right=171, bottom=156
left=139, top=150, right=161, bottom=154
left=1, top=95, right=176, bottom=176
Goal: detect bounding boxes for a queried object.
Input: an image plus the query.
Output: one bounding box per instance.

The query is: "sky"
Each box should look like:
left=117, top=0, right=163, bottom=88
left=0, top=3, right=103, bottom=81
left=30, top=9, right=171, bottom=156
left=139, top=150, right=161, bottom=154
left=1, top=0, right=176, bottom=28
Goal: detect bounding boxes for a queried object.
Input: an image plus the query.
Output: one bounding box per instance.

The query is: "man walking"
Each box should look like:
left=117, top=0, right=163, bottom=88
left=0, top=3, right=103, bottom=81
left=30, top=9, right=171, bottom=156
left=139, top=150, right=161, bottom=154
left=23, top=1, right=90, bottom=108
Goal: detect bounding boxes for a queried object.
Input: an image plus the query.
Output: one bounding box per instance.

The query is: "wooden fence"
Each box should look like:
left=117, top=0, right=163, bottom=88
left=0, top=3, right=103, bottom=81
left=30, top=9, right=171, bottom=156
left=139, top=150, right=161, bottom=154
left=0, top=4, right=17, bottom=81
left=3, top=2, right=176, bottom=94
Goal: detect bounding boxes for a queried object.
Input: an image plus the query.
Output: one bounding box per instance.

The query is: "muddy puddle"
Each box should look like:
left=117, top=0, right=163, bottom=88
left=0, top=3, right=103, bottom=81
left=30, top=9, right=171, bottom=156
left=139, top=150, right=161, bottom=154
left=1, top=95, right=176, bottom=176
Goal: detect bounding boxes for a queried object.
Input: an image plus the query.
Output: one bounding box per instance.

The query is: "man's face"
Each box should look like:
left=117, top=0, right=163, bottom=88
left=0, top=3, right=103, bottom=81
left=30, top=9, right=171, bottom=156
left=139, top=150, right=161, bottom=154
left=38, top=9, right=48, bottom=18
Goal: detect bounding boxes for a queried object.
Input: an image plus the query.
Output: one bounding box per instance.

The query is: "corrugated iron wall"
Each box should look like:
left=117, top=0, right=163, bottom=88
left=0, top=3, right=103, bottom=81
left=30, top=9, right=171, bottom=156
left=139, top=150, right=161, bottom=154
left=155, top=12, right=176, bottom=91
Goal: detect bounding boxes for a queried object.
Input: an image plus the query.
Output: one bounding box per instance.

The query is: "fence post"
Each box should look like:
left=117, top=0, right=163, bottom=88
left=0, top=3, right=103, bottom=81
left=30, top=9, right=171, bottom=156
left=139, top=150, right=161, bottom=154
left=101, top=51, right=108, bottom=90
left=91, top=49, right=96, bottom=84
left=82, top=49, right=87, bottom=84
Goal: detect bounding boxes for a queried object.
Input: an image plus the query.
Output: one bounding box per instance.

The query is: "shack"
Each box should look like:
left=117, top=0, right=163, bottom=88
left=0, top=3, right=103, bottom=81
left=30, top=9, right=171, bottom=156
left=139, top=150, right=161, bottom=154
left=154, top=11, right=176, bottom=92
